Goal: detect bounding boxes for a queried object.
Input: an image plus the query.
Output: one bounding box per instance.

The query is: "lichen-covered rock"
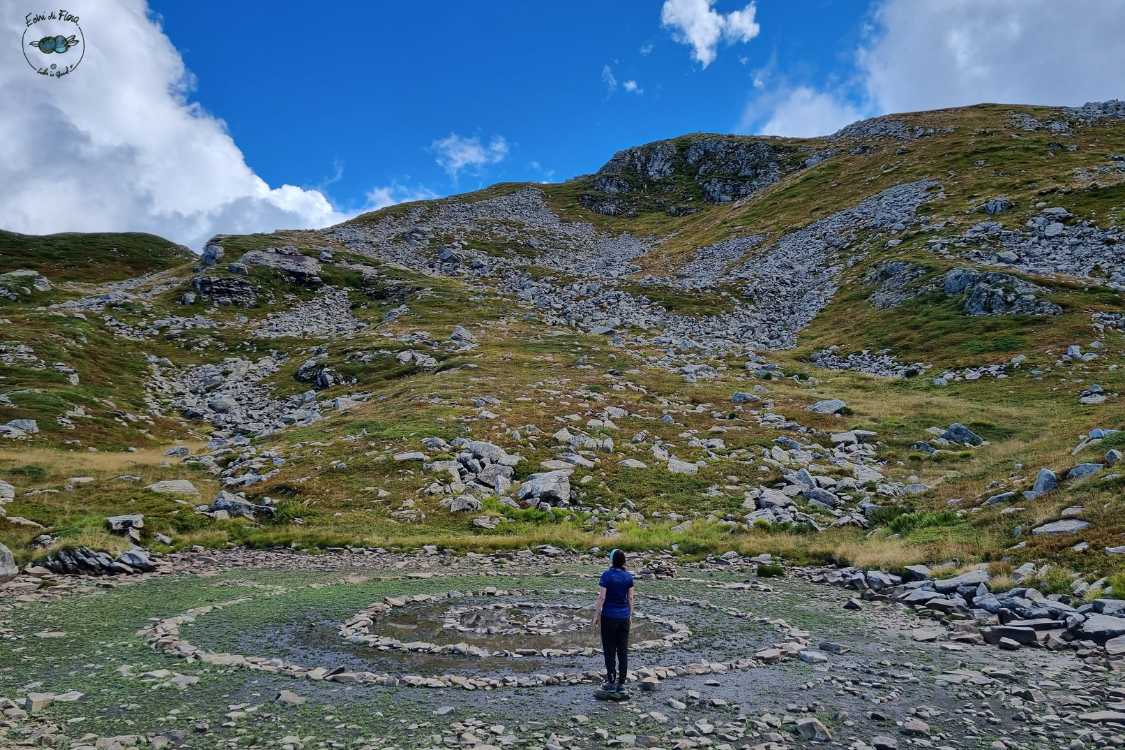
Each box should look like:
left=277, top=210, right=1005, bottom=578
left=583, top=136, right=803, bottom=215
left=941, top=268, right=1062, bottom=316
left=0, top=542, right=17, bottom=584
left=239, top=246, right=322, bottom=284
left=865, top=260, right=929, bottom=309
left=192, top=275, right=259, bottom=307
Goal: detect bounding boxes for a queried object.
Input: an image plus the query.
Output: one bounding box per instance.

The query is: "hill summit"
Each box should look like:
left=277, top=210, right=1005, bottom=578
left=0, top=100, right=1123, bottom=588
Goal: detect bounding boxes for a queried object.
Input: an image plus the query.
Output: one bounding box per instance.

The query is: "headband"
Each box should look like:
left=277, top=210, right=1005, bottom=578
left=609, top=548, right=620, bottom=564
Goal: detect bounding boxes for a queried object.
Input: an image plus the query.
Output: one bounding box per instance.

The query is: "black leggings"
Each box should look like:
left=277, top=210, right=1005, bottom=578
left=600, top=616, right=629, bottom=684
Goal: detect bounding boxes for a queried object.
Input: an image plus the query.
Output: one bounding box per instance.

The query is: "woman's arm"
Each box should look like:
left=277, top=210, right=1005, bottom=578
left=592, top=586, right=606, bottom=626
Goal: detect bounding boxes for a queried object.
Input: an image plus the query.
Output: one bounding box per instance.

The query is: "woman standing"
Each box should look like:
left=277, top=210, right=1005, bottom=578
left=592, top=549, right=634, bottom=693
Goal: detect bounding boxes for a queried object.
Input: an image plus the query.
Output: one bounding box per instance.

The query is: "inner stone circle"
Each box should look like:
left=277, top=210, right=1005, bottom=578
left=340, top=588, right=692, bottom=658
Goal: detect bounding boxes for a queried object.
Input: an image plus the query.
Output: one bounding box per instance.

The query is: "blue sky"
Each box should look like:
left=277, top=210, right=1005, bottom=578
left=151, top=0, right=871, bottom=213
left=3, top=1, right=1123, bottom=247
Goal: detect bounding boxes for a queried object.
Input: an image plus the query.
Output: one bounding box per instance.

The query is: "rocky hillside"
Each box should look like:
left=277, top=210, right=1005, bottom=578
left=0, top=102, right=1122, bottom=597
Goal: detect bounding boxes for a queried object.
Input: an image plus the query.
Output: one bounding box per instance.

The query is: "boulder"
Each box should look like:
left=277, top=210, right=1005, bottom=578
left=1031, top=519, right=1089, bottom=536
left=209, top=491, right=266, bottom=518
left=1076, top=614, right=1125, bottom=644
left=1025, top=468, right=1058, bottom=499
left=808, top=399, right=847, bottom=415
left=0, top=543, right=17, bottom=584
left=941, top=423, right=983, bottom=446
left=1066, top=463, right=1104, bottom=480
left=106, top=514, right=144, bottom=533
left=933, top=568, right=990, bottom=593
left=516, top=471, right=572, bottom=506
left=146, top=480, right=199, bottom=496
left=802, top=487, right=840, bottom=509
left=796, top=718, right=831, bottom=741
left=445, top=495, right=482, bottom=513
left=667, top=458, right=699, bottom=475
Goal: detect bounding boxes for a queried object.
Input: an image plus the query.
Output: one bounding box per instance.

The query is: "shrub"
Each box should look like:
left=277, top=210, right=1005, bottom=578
left=869, top=505, right=914, bottom=527
left=1110, top=573, right=1125, bottom=599
left=756, top=562, right=785, bottom=578
left=1026, top=566, right=1074, bottom=596
left=9, top=464, right=47, bottom=480
left=887, top=511, right=961, bottom=535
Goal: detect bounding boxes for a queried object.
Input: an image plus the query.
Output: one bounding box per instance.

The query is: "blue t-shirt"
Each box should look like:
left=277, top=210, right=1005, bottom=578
left=600, top=567, right=634, bottom=620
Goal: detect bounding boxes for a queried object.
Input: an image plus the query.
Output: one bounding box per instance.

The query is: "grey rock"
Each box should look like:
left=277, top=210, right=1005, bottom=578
left=0, top=542, right=16, bottom=584
left=106, top=514, right=144, bottom=533
left=1025, top=468, right=1058, bottom=499
left=1076, top=613, right=1125, bottom=644
left=1067, top=463, right=1104, bottom=480
left=979, top=197, right=1013, bottom=215
left=933, top=568, right=990, bottom=593
left=146, top=480, right=199, bottom=496
left=516, top=471, right=572, bottom=506
left=941, top=423, right=983, bottom=446
left=808, top=398, right=847, bottom=415
left=1031, top=519, right=1089, bottom=535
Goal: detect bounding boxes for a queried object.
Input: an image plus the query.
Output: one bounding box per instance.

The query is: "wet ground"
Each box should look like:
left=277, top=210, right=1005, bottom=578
left=1, top=556, right=1122, bottom=749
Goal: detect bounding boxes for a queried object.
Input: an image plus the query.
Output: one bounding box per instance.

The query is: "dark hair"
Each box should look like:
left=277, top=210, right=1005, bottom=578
left=611, top=549, right=627, bottom=569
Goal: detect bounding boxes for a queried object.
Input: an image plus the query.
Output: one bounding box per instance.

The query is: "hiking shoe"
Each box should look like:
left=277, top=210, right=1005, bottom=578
left=612, top=681, right=626, bottom=693
left=600, top=680, right=616, bottom=691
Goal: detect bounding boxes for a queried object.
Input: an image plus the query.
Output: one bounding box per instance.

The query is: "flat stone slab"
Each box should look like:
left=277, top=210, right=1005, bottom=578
left=146, top=480, right=199, bottom=496
left=593, top=689, right=631, bottom=702
left=1079, top=711, right=1125, bottom=724
left=1031, top=519, right=1089, bottom=535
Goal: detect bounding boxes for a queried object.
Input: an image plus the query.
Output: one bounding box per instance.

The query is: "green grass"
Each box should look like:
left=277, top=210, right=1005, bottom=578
left=0, top=229, right=193, bottom=281
left=4, top=102, right=1125, bottom=587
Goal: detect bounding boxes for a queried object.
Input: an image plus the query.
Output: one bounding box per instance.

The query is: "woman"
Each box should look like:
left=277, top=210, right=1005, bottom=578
left=592, top=548, right=634, bottom=693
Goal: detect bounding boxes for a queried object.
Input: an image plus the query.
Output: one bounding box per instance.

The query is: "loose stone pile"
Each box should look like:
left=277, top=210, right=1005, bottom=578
left=330, top=180, right=940, bottom=353
left=949, top=208, right=1125, bottom=290
left=251, top=287, right=366, bottom=339
left=810, top=565, right=1125, bottom=660
left=810, top=347, right=928, bottom=379
left=146, top=355, right=323, bottom=438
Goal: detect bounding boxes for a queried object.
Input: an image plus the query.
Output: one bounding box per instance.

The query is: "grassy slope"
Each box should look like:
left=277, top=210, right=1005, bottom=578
left=1, top=103, right=1122, bottom=584
left=0, top=230, right=195, bottom=281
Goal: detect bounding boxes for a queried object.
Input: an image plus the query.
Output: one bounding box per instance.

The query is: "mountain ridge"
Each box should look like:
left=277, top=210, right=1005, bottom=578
left=0, top=101, right=1122, bottom=595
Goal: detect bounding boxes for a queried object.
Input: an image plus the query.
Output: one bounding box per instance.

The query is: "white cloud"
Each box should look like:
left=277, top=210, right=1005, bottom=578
left=639, top=42, right=654, bottom=56
left=0, top=0, right=354, bottom=249
left=431, top=133, right=509, bottom=179
left=364, top=184, right=438, bottom=211
left=528, top=161, right=556, bottom=183
left=660, top=0, right=760, bottom=68
left=751, top=86, right=864, bottom=138
left=623, top=80, right=643, bottom=95
left=601, top=64, right=618, bottom=94
left=859, top=0, right=1125, bottom=113
left=745, top=0, right=1125, bottom=138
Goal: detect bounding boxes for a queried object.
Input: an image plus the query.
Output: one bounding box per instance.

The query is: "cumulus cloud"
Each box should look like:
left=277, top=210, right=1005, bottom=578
left=660, top=0, right=760, bottom=68
left=0, top=0, right=356, bottom=249
left=859, top=0, right=1125, bottom=113
left=431, top=133, right=509, bottom=179
left=746, top=0, right=1125, bottom=137
left=623, top=80, right=643, bottom=95
left=750, top=86, right=863, bottom=138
